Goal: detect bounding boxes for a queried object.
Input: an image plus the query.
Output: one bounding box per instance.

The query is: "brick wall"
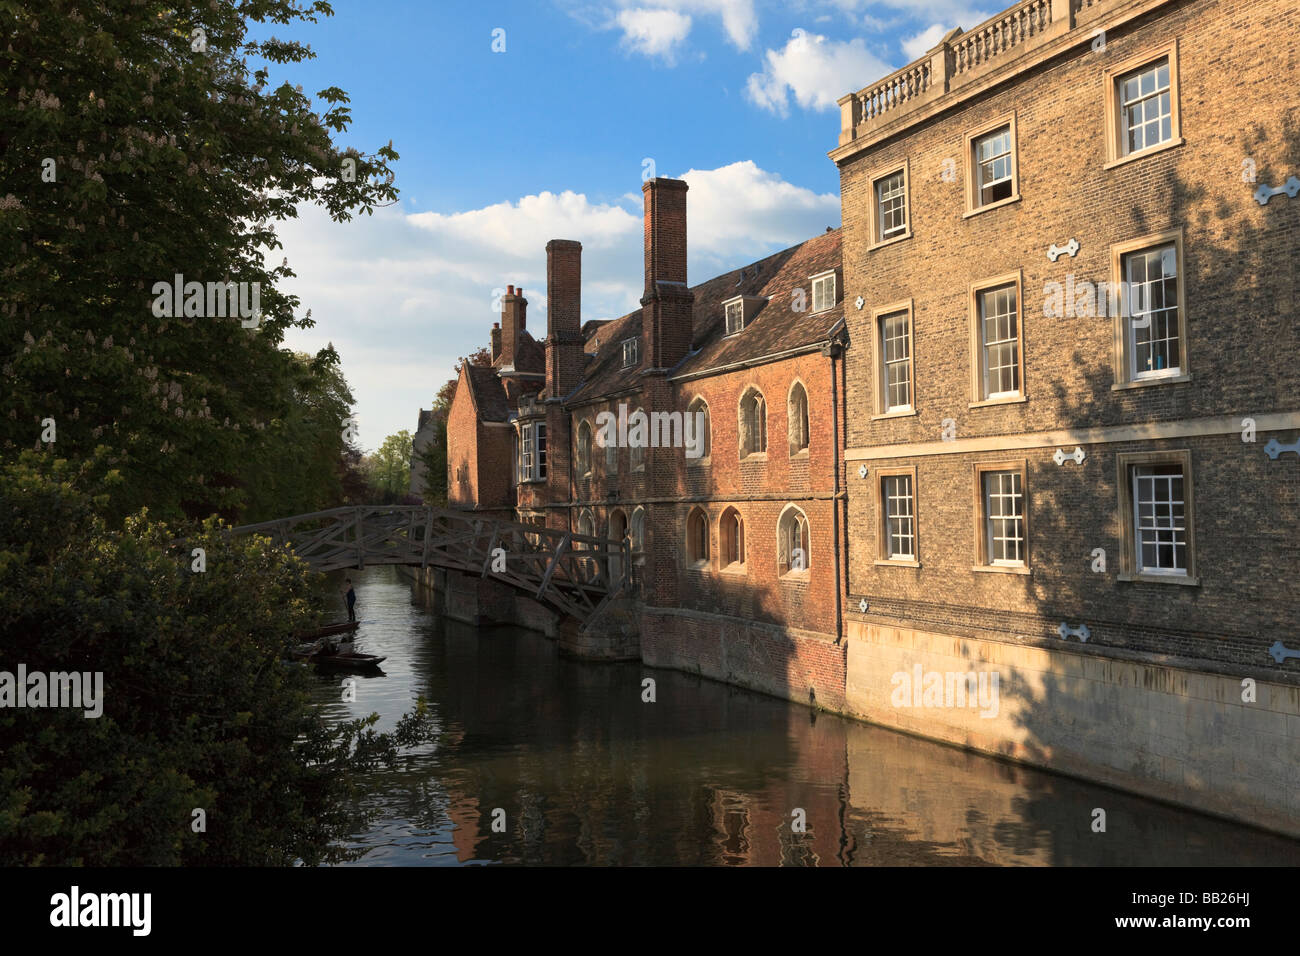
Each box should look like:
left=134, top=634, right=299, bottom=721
left=836, top=0, right=1300, bottom=665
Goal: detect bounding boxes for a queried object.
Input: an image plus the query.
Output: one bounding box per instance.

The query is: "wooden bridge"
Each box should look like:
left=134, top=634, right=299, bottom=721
left=230, top=505, right=631, bottom=630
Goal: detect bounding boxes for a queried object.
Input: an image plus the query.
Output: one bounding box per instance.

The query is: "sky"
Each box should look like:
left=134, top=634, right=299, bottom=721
left=257, top=0, right=994, bottom=451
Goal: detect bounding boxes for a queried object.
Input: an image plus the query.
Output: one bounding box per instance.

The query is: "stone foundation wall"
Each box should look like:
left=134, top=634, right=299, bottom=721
left=844, top=620, right=1300, bottom=838
left=641, top=605, right=846, bottom=712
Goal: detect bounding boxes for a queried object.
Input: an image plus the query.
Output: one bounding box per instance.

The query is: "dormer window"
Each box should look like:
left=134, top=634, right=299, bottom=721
left=724, top=298, right=744, bottom=335
left=811, top=272, right=836, bottom=313
left=621, top=338, right=638, bottom=367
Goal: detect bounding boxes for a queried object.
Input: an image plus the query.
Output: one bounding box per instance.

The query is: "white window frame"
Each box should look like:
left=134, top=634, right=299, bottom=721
left=867, top=161, right=911, bottom=248
left=874, top=303, right=914, bottom=415
left=876, top=467, right=917, bottom=564
left=1103, top=41, right=1182, bottom=168
left=724, top=297, right=745, bottom=335
left=1110, top=229, right=1188, bottom=388
left=1116, top=449, right=1197, bottom=585
left=968, top=272, right=1024, bottom=404
left=811, top=271, right=836, bottom=314
left=972, top=461, right=1029, bottom=573
left=621, top=337, right=638, bottom=367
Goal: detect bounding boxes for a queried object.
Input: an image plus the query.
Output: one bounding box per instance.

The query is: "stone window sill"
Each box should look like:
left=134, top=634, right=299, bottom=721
left=872, top=408, right=917, bottom=421
left=1104, top=137, right=1184, bottom=171
left=962, top=192, right=1021, bottom=219
left=874, top=558, right=920, bottom=568
left=1118, top=572, right=1200, bottom=587
left=868, top=229, right=912, bottom=252
left=1111, top=373, right=1191, bottom=391
left=969, top=394, right=1027, bottom=409
left=971, top=564, right=1030, bottom=575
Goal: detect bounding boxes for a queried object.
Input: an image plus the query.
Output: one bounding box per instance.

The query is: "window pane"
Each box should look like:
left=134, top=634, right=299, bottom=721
left=975, top=126, right=1013, bottom=206
left=1132, top=465, right=1187, bottom=573
left=1125, top=244, right=1180, bottom=376
left=877, top=172, right=907, bottom=238
left=1120, top=58, right=1172, bottom=154
left=984, top=471, right=1024, bottom=565
left=881, top=311, right=911, bottom=410
left=979, top=285, right=1019, bottom=397
left=884, top=475, right=915, bottom=559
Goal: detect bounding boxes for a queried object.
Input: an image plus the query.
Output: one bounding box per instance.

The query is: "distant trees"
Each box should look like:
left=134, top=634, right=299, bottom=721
left=364, top=429, right=413, bottom=503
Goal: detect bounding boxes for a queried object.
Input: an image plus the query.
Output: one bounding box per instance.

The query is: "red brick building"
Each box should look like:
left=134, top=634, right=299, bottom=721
left=447, top=178, right=849, bottom=708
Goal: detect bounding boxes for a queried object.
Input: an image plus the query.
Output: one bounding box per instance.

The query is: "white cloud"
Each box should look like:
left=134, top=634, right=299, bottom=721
left=578, top=0, right=758, bottom=59
left=615, top=8, right=693, bottom=61
left=272, top=162, right=836, bottom=451
left=746, top=28, right=893, bottom=116
left=901, top=23, right=949, bottom=60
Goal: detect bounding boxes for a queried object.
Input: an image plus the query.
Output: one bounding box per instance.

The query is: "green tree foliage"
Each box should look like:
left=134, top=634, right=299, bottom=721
left=0, top=0, right=397, bottom=524
left=0, top=453, right=436, bottom=865
left=364, top=429, right=412, bottom=504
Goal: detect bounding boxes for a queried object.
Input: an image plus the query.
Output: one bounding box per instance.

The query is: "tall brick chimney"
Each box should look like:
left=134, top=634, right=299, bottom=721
left=545, top=240, right=584, bottom=399
left=500, top=285, right=527, bottom=368
left=490, top=322, right=501, bottom=363
left=640, top=178, right=694, bottom=370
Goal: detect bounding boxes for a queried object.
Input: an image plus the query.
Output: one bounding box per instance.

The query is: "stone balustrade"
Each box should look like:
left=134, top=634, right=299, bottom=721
left=836, top=0, right=1135, bottom=149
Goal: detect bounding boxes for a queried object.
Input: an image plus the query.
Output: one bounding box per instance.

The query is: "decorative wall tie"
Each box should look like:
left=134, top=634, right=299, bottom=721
left=1253, top=175, right=1300, bottom=206
left=1268, top=640, right=1299, bottom=664
left=1053, top=446, right=1086, bottom=465
left=1046, top=238, right=1080, bottom=262
left=1263, top=437, right=1300, bottom=460
left=1058, top=622, right=1091, bottom=643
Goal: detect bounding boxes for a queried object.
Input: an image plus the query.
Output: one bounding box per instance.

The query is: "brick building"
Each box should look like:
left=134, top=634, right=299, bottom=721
left=447, top=178, right=849, bottom=708
left=832, top=0, right=1299, bottom=833
left=438, top=0, right=1299, bottom=836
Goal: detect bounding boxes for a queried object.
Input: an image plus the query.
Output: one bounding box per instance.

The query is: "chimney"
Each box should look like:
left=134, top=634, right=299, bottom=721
left=500, top=284, right=526, bottom=368
left=640, top=178, right=694, bottom=370
left=545, top=240, right=584, bottom=399
left=490, top=322, right=501, bottom=363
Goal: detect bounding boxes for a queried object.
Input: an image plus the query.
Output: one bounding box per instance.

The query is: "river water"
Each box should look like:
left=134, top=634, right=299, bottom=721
left=308, top=567, right=1300, bottom=866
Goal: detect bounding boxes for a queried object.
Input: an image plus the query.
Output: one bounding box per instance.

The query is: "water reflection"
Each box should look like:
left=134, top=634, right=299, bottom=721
left=308, top=567, right=1300, bottom=866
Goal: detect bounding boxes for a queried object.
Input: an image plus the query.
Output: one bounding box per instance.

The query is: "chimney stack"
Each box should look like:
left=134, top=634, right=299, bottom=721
left=500, top=284, right=526, bottom=368
left=545, top=240, right=584, bottom=399
left=490, top=322, right=501, bottom=363
left=640, top=178, right=693, bottom=370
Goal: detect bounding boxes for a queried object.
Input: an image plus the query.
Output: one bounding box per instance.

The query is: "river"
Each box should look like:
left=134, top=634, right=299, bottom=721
left=307, top=567, right=1300, bottom=866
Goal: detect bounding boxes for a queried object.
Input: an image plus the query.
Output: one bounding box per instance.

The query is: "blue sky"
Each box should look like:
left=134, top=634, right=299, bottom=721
left=259, top=0, right=992, bottom=450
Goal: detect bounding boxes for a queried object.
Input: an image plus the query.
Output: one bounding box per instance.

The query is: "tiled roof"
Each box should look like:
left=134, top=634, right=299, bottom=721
left=465, top=364, right=511, bottom=422
left=567, top=228, right=842, bottom=405
left=492, top=329, right=545, bottom=374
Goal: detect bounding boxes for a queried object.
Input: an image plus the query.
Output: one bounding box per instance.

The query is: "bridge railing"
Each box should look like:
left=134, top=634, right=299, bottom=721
left=230, top=505, right=632, bottom=626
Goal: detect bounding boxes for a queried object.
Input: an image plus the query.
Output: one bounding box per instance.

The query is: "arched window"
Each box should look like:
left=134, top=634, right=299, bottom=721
left=607, top=510, right=628, bottom=586
left=686, top=396, right=711, bottom=461
left=630, top=507, right=646, bottom=565
left=576, top=509, right=597, bottom=577
left=777, top=505, right=810, bottom=576
left=738, top=387, right=767, bottom=458
left=720, top=507, right=745, bottom=568
left=788, top=382, right=810, bottom=455
left=630, top=407, right=646, bottom=472
left=686, top=507, right=710, bottom=566
left=576, top=420, right=593, bottom=477
left=602, top=409, right=618, bottom=475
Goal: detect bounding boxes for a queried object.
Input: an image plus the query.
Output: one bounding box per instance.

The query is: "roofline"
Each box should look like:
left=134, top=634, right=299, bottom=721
left=668, top=338, right=835, bottom=384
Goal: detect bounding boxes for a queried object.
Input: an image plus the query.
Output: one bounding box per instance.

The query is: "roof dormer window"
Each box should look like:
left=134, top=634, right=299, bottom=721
left=811, top=271, right=836, bottom=313
left=724, top=298, right=744, bottom=335
left=621, top=337, right=639, bottom=368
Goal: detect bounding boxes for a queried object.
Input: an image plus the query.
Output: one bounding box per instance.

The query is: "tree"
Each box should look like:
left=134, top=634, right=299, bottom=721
left=365, top=429, right=412, bottom=503
left=0, top=0, right=397, bottom=524
left=0, top=452, right=436, bottom=865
